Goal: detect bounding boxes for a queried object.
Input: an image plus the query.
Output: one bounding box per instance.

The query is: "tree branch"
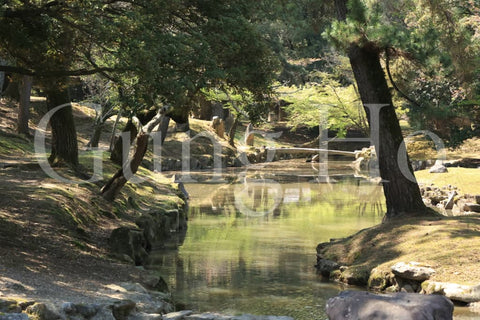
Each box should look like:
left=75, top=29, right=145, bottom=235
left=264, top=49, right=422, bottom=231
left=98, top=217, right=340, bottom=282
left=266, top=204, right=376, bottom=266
left=385, top=48, right=421, bottom=107
left=0, top=65, right=124, bottom=77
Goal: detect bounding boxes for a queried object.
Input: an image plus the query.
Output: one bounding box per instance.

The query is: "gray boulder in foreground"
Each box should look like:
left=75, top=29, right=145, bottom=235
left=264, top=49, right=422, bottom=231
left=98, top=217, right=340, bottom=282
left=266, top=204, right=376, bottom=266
left=326, top=291, right=453, bottom=320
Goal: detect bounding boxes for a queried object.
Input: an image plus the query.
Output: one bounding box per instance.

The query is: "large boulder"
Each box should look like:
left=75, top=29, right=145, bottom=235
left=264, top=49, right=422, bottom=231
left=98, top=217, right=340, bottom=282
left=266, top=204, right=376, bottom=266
left=25, top=303, right=61, bottom=320
left=0, top=299, right=22, bottom=313
left=109, top=227, right=149, bottom=265
left=391, top=262, right=435, bottom=281
left=326, top=291, right=453, bottom=320
left=315, top=258, right=340, bottom=277
left=429, top=163, right=448, bottom=173
left=421, top=281, right=480, bottom=303
left=464, top=203, right=480, bottom=213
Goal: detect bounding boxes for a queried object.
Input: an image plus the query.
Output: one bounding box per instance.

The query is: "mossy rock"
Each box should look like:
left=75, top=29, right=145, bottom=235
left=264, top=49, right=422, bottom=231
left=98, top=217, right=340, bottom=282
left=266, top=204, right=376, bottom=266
left=0, top=299, right=21, bottom=313
left=339, top=266, right=371, bottom=286
left=368, top=267, right=391, bottom=291
left=329, top=269, right=342, bottom=282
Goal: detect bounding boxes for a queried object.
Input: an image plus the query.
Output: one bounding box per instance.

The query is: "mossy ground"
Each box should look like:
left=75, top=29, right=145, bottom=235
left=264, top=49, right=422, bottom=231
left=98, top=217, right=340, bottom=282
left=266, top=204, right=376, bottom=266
left=319, top=159, right=480, bottom=287
left=320, top=214, right=480, bottom=286
left=0, top=99, right=185, bottom=302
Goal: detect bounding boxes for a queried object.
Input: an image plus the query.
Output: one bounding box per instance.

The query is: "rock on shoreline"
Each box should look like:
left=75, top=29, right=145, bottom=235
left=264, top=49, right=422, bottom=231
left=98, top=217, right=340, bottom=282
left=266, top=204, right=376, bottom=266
left=0, top=283, right=293, bottom=320
left=326, top=291, right=454, bottom=320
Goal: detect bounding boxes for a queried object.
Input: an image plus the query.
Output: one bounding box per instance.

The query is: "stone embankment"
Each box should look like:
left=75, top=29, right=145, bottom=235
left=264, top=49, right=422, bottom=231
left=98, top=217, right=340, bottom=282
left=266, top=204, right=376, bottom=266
left=420, top=184, right=480, bottom=215
left=0, top=282, right=293, bottom=320
left=316, top=258, right=480, bottom=313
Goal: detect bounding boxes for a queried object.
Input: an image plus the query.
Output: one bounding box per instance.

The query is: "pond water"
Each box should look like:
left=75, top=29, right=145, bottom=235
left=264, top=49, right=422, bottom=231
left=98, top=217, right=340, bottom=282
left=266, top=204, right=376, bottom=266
left=147, top=160, right=476, bottom=319
left=149, top=160, right=384, bottom=319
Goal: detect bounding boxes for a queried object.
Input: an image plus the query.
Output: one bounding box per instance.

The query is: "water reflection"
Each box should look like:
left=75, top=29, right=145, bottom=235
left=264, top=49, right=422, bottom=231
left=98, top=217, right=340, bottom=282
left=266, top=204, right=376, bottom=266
left=149, top=161, right=384, bottom=319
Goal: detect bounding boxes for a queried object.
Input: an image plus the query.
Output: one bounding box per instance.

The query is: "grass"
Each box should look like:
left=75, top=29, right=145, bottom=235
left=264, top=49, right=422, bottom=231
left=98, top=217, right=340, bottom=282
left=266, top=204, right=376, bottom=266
left=0, top=99, right=186, bottom=260
left=415, top=168, right=480, bottom=195
left=319, top=157, right=480, bottom=289
left=320, top=215, right=480, bottom=286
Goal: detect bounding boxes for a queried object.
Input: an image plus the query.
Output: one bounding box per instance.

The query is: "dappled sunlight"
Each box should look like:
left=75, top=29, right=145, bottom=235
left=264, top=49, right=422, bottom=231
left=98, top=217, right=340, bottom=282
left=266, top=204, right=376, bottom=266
left=322, top=214, right=480, bottom=286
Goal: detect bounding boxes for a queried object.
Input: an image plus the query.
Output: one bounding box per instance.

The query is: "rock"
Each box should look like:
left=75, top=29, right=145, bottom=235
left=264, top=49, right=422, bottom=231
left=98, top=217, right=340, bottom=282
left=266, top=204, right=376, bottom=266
left=0, top=314, right=30, bottom=320
left=421, top=281, right=480, bottom=303
left=129, top=313, right=163, bottom=320
left=338, top=266, right=370, bottom=286
left=326, top=291, right=453, bottom=320
left=0, top=299, right=21, bottom=313
left=185, top=313, right=232, bottom=320
left=18, top=302, right=35, bottom=311
left=429, top=195, right=445, bottom=206
left=468, top=301, right=480, bottom=313
left=61, top=302, right=76, bottom=314
left=429, top=164, right=448, bottom=173
left=75, top=304, right=101, bottom=318
left=400, top=284, right=415, bottom=293
left=91, top=307, right=116, bottom=320
left=391, top=262, right=435, bottom=281
left=162, top=310, right=194, bottom=320
left=475, top=195, right=480, bottom=205
left=111, top=300, right=136, bottom=320
left=26, top=303, right=61, bottom=320
left=315, top=258, right=339, bottom=277
left=464, top=203, right=480, bottom=212
left=140, top=274, right=169, bottom=292
left=230, top=314, right=294, bottom=320
left=385, top=285, right=400, bottom=293
left=368, top=268, right=390, bottom=291
left=119, top=283, right=148, bottom=294
left=444, top=191, right=457, bottom=210
left=109, top=227, right=149, bottom=266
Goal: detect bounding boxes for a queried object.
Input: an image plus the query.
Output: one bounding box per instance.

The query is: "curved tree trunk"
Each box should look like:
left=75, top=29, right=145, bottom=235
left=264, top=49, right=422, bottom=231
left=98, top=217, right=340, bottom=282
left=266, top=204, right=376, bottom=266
left=110, top=119, right=137, bottom=165
left=334, top=0, right=428, bottom=220
left=101, top=132, right=149, bottom=201
left=45, top=82, right=79, bottom=167
left=102, top=111, right=166, bottom=201
left=110, top=108, right=158, bottom=165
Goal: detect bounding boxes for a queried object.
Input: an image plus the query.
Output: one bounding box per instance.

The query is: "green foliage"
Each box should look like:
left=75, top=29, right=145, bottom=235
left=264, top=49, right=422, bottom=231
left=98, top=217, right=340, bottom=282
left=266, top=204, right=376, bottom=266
left=323, top=0, right=480, bottom=146
left=1, top=0, right=279, bottom=117
left=279, top=76, right=367, bottom=135
left=201, top=88, right=269, bottom=125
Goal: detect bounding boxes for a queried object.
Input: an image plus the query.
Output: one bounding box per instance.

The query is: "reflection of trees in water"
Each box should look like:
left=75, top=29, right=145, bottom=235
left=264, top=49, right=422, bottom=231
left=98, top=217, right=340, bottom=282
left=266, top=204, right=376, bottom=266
left=190, top=173, right=386, bottom=220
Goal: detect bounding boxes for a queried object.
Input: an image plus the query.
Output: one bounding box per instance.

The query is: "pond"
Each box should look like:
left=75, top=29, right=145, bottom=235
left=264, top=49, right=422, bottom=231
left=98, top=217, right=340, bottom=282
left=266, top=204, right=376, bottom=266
left=147, top=159, right=480, bottom=319
left=148, top=160, right=385, bottom=319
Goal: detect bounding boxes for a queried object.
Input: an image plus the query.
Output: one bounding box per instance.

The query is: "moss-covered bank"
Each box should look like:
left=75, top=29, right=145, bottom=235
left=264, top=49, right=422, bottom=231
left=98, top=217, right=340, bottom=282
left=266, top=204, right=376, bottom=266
left=316, top=213, right=480, bottom=302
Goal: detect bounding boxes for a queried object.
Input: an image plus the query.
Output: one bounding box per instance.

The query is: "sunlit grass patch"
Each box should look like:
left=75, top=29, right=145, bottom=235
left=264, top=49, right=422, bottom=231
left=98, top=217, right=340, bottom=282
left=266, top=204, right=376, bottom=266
left=415, top=167, right=480, bottom=195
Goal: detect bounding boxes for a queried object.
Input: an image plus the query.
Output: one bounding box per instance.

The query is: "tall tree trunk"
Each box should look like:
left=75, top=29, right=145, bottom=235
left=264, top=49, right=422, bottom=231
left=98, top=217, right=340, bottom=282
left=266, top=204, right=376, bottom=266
left=158, top=116, right=170, bottom=145
left=334, top=0, right=428, bottom=220
left=45, top=82, right=79, bottom=167
left=17, top=75, right=32, bottom=136
left=87, top=122, right=104, bottom=149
